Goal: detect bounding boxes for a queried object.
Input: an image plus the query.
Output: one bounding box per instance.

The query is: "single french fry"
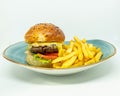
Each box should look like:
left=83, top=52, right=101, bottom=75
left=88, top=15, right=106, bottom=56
left=91, top=51, right=96, bottom=57
left=58, top=47, right=62, bottom=57
left=74, top=36, right=82, bottom=44
left=63, top=44, right=69, bottom=49
left=81, top=42, right=89, bottom=59
left=66, top=40, right=74, bottom=53
left=84, top=58, right=95, bottom=65
left=82, top=38, right=86, bottom=43
left=96, top=48, right=101, bottom=52
left=73, top=46, right=78, bottom=55
left=94, top=51, right=102, bottom=62
left=88, top=44, right=97, bottom=51
left=61, top=56, right=77, bottom=68
left=58, top=48, right=65, bottom=57
left=74, top=42, right=83, bottom=60
left=74, top=59, right=79, bottom=64
left=72, top=61, right=84, bottom=67
left=84, top=43, right=94, bottom=58
left=52, top=57, right=63, bottom=63
left=62, top=52, right=76, bottom=60
left=53, top=63, right=62, bottom=68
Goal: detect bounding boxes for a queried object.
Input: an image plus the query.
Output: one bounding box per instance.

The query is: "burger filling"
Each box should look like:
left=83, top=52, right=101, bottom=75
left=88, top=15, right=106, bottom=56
left=27, top=43, right=62, bottom=63
left=30, top=44, right=58, bottom=54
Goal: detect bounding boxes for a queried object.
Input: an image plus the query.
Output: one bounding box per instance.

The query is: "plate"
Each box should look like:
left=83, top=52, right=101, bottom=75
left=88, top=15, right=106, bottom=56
left=3, top=40, right=116, bottom=75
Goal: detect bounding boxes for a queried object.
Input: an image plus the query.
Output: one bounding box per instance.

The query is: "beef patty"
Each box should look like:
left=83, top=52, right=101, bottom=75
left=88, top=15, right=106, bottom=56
left=30, top=44, right=58, bottom=54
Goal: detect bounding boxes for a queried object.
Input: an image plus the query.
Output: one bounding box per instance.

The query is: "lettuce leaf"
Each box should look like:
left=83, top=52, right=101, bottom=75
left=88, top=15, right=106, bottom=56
left=33, top=54, right=51, bottom=64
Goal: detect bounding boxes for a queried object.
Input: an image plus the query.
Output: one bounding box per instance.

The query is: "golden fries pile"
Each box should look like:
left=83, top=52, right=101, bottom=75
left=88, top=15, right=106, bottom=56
left=52, top=36, right=103, bottom=68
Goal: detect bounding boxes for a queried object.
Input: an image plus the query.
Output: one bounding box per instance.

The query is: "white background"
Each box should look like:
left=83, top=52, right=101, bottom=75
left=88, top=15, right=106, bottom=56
left=0, top=0, right=120, bottom=96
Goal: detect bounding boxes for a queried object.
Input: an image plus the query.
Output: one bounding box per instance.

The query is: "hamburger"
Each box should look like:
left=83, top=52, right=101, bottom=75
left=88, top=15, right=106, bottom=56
left=24, top=23, right=65, bottom=67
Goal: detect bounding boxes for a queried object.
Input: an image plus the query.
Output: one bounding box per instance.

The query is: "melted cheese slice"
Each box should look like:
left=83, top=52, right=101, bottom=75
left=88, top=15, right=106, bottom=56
left=31, top=42, right=62, bottom=47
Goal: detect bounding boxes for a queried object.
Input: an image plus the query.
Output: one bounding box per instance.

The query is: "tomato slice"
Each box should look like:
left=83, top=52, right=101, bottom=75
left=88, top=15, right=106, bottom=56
left=37, top=53, right=58, bottom=60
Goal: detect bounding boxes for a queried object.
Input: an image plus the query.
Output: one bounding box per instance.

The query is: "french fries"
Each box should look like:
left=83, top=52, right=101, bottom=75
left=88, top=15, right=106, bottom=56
left=52, top=36, right=103, bottom=68
left=52, top=52, right=76, bottom=63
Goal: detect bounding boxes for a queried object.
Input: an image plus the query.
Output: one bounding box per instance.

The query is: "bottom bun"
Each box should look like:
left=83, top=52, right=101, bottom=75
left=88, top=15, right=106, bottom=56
left=26, top=51, right=51, bottom=67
